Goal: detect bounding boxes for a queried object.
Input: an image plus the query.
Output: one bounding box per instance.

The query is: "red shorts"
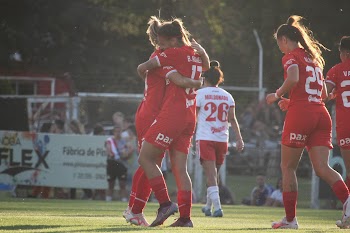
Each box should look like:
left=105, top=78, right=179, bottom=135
left=196, top=140, right=228, bottom=165
left=337, top=125, right=350, bottom=149
left=144, top=115, right=195, bottom=155
left=135, top=114, right=155, bottom=151
left=281, top=105, right=333, bottom=151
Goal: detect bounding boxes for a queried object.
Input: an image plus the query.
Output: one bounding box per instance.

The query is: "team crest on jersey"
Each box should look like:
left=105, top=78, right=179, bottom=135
left=160, top=52, right=167, bottom=58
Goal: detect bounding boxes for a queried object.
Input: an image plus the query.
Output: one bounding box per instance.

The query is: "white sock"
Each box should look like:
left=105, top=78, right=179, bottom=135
left=205, top=187, right=213, bottom=210
left=208, top=186, right=221, bottom=211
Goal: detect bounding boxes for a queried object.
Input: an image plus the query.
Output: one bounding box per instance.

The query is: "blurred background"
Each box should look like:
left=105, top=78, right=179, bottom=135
left=0, top=0, right=349, bottom=207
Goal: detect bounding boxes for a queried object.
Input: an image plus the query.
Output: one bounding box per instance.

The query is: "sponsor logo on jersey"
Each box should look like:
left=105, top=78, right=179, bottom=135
left=211, top=126, right=226, bottom=133
left=290, top=133, right=307, bottom=142
left=155, top=133, right=173, bottom=147
left=340, top=137, right=350, bottom=147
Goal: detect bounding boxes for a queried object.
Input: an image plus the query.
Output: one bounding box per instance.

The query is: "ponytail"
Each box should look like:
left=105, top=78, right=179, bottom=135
left=275, top=15, right=328, bottom=69
left=146, top=16, right=162, bottom=47
left=203, top=61, right=224, bottom=86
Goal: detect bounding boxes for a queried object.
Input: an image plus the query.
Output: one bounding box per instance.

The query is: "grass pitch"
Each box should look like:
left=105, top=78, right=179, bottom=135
left=0, top=197, right=344, bottom=233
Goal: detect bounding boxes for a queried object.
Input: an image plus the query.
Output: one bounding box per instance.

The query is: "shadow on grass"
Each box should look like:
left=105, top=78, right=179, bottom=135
left=0, top=225, right=68, bottom=230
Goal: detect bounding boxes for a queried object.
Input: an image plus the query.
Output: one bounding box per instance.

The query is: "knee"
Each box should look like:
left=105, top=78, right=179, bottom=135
left=313, top=165, right=330, bottom=179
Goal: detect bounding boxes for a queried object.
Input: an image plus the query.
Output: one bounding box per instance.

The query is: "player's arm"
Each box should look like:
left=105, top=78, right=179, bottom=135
left=168, top=72, right=203, bottom=88
left=137, top=57, right=160, bottom=79
left=105, top=141, right=114, bottom=158
left=266, top=65, right=299, bottom=104
left=191, top=39, right=210, bottom=71
left=228, top=106, right=244, bottom=152
left=324, top=81, right=336, bottom=102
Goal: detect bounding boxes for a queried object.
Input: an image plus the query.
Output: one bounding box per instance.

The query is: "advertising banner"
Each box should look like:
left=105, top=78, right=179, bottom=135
left=0, top=130, right=109, bottom=189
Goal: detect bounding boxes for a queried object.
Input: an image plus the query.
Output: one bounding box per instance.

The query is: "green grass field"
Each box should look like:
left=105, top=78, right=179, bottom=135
left=0, top=197, right=345, bottom=233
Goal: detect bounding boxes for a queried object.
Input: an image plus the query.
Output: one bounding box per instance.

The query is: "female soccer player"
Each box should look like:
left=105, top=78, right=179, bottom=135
left=266, top=15, right=350, bottom=229
left=325, top=36, right=350, bottom=190
left=196, top=60, right=244, bottom=217
left=136, top=18, right=209, bottom=227
left=124, top=16, right=208, bottom=227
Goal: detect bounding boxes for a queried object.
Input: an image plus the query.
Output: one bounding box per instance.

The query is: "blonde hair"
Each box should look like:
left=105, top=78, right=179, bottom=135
left=146, top=16, right=162, bottom=47
left=275, top=15, right=328, bottom=69
left=158, top=18, right=191, bottom=46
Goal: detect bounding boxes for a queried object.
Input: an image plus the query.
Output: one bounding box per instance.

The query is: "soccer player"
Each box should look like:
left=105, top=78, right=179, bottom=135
left=136, top=18, right=209, bottom=227
left=195, top=60, right=244, bottom=217
left=124, top=16, right=207, bottom=227
left=266, top=15, right=350, bottom=229
left=325, top=36, right=350, bottom=191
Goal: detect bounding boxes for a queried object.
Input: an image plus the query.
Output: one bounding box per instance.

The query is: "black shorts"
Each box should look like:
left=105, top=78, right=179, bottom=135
left=106, top=159, right=127, bottom=182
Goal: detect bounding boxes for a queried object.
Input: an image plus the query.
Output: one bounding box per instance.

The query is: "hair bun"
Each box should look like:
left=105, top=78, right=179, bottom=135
left=210, top=60, right=220, bottom=67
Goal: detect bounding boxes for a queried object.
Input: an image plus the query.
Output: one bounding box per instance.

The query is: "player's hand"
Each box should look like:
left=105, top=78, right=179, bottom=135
left=236, top=139, right=244, bottom=152
left=278, top=97, right=290, bottom=112
left=266, top=93, right=279, bottom=105
left=191, top=39, right=206, bottom=55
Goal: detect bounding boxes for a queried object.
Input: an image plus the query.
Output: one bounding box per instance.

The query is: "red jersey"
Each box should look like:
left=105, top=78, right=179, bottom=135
left=155, top=46, right=202, bottom=122
left=326, top=59, right=350, bottom=129
left=136, top=49, right=167, bottom=121
left=282, top=48, right=325, bottom=108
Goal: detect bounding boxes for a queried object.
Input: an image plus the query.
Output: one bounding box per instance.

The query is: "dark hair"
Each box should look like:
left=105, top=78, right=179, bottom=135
left=146, top=16, right=162, bottom=47
left=158, top=18, right=191, bottom=46
left=54, top=119, right=65, bottom=130
left=339, top=36, right=350, bottom=51
left=210, top=60, right=220, bottom=68
left=40, top=122, right=52, bottom=133
left=93, top=124, right=104, bottom=135
left=274, top=15, right=328, bottom=69
left=202, top=61, right=224, bottom=86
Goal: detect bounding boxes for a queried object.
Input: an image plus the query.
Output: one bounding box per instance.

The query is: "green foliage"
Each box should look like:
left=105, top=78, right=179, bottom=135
left=0, top=0, right=349, bottom=94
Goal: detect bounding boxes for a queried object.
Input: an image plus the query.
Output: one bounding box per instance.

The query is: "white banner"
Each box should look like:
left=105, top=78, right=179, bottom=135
left=0, top=130, right=109, bottom=189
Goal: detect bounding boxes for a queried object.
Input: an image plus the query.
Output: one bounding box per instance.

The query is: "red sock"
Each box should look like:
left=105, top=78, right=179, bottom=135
left=148, top=175, right=170, bottom=205
left=132, top=173, right=152, bottom=214
left=331, top=179, right=350, bottom=204
left=178, top=190, right=192, bottom=218
left=346, top=176, right=350, bottom=190
left=283, top=191, right=297, bottom=222
left=128, top=166, right=144, bottom=208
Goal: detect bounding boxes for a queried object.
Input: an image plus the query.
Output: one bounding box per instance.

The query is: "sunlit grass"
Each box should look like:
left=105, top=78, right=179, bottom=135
left=0, top=197, right=344, bottom=233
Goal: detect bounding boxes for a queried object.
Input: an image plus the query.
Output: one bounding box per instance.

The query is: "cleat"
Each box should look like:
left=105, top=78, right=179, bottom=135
left=272, top=217, right=298, bottom=229
left=169, top=218, right=193, bottom=227
left=122, top=206, right=131, bottom=221
left=129, top=212, right=150, bottom=227
left=337, top=197, right=350, bottom=229
left=201, top=206, right=212, bottom=217
left=212, top=209, right=223, bottom=217
left=149, top=202, right=178, bottom=227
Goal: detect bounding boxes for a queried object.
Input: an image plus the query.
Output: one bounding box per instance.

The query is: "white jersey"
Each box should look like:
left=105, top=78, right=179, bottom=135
left=196, top=87, right=235, bottom=142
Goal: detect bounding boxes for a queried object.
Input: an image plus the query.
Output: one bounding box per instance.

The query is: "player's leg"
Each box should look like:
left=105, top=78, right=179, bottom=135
left=342, top=149, right=350, bottom=189
left=272, top=145, right=302, bottom=229
left=168, top=148, right=193, bottom=227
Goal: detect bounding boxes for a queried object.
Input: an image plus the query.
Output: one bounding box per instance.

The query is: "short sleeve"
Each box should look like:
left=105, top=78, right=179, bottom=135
left=282, top=53, right=298, bottom=72
left=325, top=65, right=337, bottom=87
left=161, top=66, right=177, bottom=78
left=196, top=90, right=204, bottom=107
